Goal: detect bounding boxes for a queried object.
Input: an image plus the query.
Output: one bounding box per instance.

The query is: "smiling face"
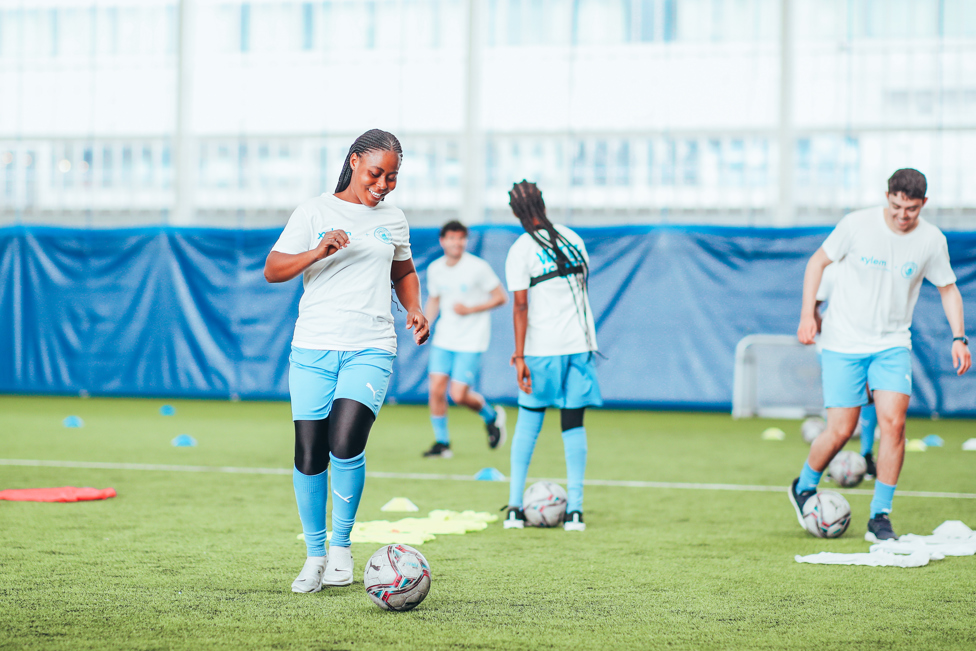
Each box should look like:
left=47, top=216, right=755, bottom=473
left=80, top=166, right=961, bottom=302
left=885, top=191, right=927, bottom=233
left=439, top=230, right=467, bottom=262
left=346, top=149, right=401, bottom=207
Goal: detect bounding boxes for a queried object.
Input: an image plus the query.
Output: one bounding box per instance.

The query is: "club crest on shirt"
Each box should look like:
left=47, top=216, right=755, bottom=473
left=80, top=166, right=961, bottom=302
left=900, top=262, right=918, bottom=279
left=373, top=227, right=393, bottom=245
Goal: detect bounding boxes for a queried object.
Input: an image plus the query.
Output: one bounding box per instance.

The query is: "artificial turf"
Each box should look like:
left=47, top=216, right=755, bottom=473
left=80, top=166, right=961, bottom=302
left=1, top=395, right=975, bottom=650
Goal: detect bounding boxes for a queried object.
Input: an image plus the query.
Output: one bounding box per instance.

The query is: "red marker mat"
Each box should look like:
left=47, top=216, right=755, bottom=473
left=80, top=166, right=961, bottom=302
left=0, top=487, right=117, bottom=503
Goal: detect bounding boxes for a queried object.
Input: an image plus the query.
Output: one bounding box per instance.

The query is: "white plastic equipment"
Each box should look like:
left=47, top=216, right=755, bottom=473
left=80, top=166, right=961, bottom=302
left=732, top=334, right=823, bottom=419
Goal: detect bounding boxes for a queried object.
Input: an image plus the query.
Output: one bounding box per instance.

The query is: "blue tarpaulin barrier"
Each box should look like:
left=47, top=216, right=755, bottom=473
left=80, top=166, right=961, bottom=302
left=2, top=224, right=975, bottom=415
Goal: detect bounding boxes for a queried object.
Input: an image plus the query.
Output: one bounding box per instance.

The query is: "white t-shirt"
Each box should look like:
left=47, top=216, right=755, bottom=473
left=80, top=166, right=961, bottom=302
left=427, top=253, right=502, bottom=353
left=505, top=225, right=598, bottom=357
left=272, top=194, right=413, bottom=354
left=819, top=206, right=956, bottom=354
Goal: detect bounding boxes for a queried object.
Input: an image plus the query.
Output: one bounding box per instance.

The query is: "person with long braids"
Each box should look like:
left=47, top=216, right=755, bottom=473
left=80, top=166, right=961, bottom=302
left=502, top=180, right=601, bottom=532
left=264, top=129, right=429, bottom=592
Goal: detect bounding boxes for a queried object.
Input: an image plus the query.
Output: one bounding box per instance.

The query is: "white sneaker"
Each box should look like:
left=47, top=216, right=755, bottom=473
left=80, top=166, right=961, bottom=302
left=563, top=511, right=586, bottom=532
left=493, top=405, right=507, bottom=448
left=502, top=507, right=525, bottom=529
left=322, top=546, right=353, bottom=586
left=291, top=556, right=326, bottom=593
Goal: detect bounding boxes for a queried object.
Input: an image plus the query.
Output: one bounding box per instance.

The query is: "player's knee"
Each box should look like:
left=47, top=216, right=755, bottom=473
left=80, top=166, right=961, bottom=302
left=295, top=419, right=330, bottom=475
left=448, top=384, right=469, bottom=404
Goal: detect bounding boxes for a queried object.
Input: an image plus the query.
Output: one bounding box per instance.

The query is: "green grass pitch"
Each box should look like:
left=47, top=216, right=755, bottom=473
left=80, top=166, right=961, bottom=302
left=2, top=395, right=975, bottom=650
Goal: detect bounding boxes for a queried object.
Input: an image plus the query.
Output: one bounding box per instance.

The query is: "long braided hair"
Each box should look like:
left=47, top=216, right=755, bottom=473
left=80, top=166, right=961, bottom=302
left=335, top=129, right=403, bottom=194
left=508, top=180, right=595, bottom=351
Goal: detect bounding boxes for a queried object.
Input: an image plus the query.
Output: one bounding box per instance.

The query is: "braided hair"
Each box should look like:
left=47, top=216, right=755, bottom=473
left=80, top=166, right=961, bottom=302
left=335, top=129, right=403, bottom=194
left=508, top=180, right=595, bottom=351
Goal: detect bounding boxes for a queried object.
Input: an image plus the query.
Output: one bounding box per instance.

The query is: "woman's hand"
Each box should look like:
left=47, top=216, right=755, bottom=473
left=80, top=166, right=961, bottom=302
left=406, top=310, right=430, bottom=345
left=313, top=229, right=349, bottom=260
left=511, top=355, right=532, bottom=394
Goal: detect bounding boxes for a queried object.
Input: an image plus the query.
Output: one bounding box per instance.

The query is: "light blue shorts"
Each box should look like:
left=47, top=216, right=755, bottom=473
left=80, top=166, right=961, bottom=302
left=519, top=353, right=603, bottom=410
left=428, top=346, right=482, bottom=387
left=289, top=346, right=395, bottom=420
left=821, top=347, right=912, bottom=409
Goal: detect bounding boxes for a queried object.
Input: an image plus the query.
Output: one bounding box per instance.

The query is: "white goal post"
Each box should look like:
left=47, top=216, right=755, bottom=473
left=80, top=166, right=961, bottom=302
left=732, top=334, right=823, bottom=419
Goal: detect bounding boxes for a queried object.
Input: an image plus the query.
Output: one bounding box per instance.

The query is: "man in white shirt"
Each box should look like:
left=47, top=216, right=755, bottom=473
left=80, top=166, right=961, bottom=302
left=790, top=169, right=971, bottom=542
left=422, top=221, right=508, bottom=458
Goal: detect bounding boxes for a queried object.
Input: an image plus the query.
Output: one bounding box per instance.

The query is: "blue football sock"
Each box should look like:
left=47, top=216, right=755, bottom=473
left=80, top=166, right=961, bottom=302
left=293, top=466, right=328, bottom=557
left=431, top=415, right=449, bottom=445
left=561, top=427, right=587, bottom=513
left=478, top=402, right=497, bottom=424
left=870, top=480, right=896, bottom=516
left=860, top=403, right=877, bottom=457
left=328, top=452, right=365, bottom=548
left=508, top=407, right=545, bottom=507
left=797, top=461, right=823, bottom=493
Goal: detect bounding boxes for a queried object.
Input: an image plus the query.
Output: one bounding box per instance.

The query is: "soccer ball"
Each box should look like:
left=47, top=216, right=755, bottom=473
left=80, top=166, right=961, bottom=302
left=800, top=417, right=826, bottom=444
left=801, top=491, right=851, bottom=538
left=523, top=481, right=567, bottom=527
left=828, top=450, right=867, bottom=488
left=363, top=544, right=431, bottom=612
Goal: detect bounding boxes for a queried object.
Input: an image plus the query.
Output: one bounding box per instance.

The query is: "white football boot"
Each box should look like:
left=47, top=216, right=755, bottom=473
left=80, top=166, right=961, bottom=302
left=291, top=556, right=326, bottom=593
left=322, top=546, right=354, bottom=586
left=563, top=511, right=586, bottom=531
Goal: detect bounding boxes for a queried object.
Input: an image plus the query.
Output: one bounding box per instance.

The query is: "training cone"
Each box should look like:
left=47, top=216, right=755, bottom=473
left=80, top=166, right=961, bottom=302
left=381, top=497, right=420, bottom=512
left=160, top=405, right=176, bottom=416
left=761, top=427, right=785, bottom=441
left=922, top=434, right=944, bottom=447
left=171, top=434, right=197, bottom=447
left=62, top=416, right=84, bottom=428
left=962, top=438, right=976, bottom=451
left=905, top=439, right=927, bottom=452
left=474, top=467, right=505, bottom=481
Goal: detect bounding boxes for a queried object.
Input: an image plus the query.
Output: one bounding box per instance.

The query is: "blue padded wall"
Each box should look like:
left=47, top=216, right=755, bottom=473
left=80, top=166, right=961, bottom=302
left=2, top=224, right=975, bottom=415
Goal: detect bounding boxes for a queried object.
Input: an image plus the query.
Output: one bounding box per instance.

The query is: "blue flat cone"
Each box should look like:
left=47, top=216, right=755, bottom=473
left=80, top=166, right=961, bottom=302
left=172, top=434, right=197, bottom=447
left=62, top=416, right=84, bottom=428
left=922, top=434, right=944, bottom=447
left=474, top=467, right=505, bottom=481
left=160, top=405, right=176, bottom=416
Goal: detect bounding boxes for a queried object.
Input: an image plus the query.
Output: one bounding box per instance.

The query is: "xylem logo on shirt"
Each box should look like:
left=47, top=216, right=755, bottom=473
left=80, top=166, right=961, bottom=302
left=318, top=229, right=352, bottom=240
left=535, top=244, right=581, bottom=274
left=900, top=262, right=918, bottom=278
left=859, top=256, right=888, bottom=270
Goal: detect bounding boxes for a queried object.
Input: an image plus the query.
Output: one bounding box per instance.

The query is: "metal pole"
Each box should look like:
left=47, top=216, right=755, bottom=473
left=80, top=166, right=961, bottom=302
left=461, top=0, right=485, bottom=225
left=777, top=0, right=794, bottom=226
left=173, top=0, right=194, bottom=225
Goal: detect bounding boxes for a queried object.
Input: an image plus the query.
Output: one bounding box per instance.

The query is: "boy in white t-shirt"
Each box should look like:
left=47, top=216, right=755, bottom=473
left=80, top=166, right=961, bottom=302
left=422, top=221, right=508, bottom=458
left=502, top=181, right=602, bottom=533
left=790, top=169, right=971, bottom=542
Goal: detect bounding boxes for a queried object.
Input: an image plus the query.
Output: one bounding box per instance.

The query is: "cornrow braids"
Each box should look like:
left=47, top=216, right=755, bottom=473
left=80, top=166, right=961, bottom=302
left=508, top=180, right=595, bottom=352
left=334, top=129, right=403, bottom=194
left=508, top=180, right=588, bottom=282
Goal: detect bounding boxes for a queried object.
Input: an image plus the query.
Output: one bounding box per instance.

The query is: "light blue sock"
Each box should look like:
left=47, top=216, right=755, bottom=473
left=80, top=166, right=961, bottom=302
left=870, top=480, right=896, bottom=516
left=478, top=402, right=497, bottom=424
left=860, top=403, right=877, bottom=457
left=431, top=415, right=449, bottom=445
left=508, top=408, right=545, bottom=507
left=797, top=461, right=823, bottom=493
left=329, top=452, right=365, bottom=548
left=561, top=427, right=587, bottom=513
left=293, top=466, right=328, bottom=557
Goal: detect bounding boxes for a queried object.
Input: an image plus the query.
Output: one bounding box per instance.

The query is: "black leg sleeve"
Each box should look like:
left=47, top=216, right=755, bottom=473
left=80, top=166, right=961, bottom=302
left=328, top=398, right=377, bottom=460
left=560, top=407, right=586, bottom=432
left=294, top=418, right=331, bottom=475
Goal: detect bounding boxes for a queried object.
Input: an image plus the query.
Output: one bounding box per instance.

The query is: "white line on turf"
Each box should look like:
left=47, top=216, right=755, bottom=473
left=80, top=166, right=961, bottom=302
left=1, top=458, right=974, bottom=499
